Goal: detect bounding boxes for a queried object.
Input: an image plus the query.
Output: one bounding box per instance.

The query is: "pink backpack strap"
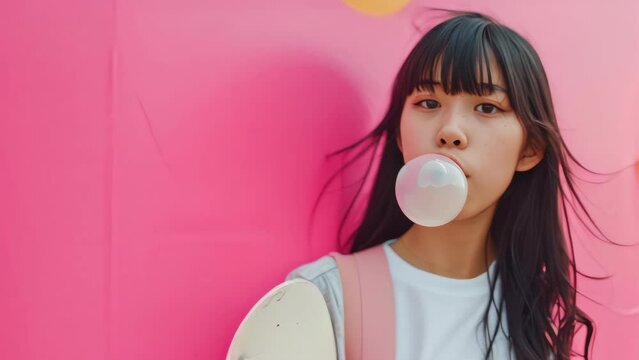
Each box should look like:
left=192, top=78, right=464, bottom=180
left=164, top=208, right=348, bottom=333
left=329, top=243, right=396, bottom=360
left=329, top=250, right=363, bottom=360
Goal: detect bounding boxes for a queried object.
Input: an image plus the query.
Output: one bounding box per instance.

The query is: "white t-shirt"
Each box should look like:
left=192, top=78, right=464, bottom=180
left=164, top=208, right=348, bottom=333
left=285, top=238, right=518, bottom=360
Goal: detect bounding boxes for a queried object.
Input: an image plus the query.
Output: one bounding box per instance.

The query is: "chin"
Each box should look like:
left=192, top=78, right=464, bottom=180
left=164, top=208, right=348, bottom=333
left=453, top=201, right=485, bottom=221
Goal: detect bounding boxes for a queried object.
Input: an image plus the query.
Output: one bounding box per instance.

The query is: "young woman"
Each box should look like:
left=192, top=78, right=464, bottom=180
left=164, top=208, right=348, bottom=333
left=286, top=9, right=610, bottom=360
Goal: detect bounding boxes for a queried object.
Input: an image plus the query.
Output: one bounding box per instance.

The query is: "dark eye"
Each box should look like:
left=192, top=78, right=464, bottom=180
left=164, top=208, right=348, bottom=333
left=475, top=103, right=502, bottom=114
left=417, top=99, right=440, bottom=109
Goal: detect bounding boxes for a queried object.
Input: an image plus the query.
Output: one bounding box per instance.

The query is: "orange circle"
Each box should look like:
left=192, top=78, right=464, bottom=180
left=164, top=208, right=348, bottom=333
left=342, top=0, right=411, bottom=16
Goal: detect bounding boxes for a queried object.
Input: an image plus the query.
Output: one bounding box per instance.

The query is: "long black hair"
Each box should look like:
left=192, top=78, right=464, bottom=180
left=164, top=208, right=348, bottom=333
left=307, top=9, right=625, bottom=360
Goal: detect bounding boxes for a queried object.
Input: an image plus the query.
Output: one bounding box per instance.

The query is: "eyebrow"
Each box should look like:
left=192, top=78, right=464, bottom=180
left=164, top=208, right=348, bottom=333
left=416, top=80, right=507, bottom=94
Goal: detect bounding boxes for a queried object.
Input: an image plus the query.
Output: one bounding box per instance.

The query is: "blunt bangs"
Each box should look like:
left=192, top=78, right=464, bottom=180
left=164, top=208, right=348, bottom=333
left=400, top=17, right=508, bottom=100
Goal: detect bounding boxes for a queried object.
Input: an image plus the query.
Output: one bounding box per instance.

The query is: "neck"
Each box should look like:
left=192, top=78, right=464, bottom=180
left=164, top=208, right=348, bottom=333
left=391, top=202, right=498, bottom=279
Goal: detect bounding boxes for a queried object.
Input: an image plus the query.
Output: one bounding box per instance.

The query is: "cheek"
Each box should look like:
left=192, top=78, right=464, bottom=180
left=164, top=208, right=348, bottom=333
left=474, top=164, right=515, bottom=200
left=399, top=113, right=433, bottom=160
left=470, top=123, right=523, bottom=201
left=463, top=159, right=515, bottom=217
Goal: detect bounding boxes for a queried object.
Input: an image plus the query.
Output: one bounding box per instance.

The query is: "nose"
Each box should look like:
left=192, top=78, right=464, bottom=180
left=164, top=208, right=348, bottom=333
left=436, top=106, right=468, bottom=149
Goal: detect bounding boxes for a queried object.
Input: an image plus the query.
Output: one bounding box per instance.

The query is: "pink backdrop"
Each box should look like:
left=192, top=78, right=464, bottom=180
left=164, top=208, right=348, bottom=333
left=1, top=0, right=638, bottom=359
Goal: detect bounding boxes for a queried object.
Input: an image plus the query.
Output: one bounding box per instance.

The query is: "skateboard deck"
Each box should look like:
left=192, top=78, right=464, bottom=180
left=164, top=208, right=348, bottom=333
left=227, top=278, right=337, bottom=360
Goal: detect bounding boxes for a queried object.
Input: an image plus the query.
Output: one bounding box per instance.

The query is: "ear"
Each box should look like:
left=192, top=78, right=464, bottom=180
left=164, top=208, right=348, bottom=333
left=396, top=132, right=403, bottom=153
left=516, top=140, right=545, bottom=172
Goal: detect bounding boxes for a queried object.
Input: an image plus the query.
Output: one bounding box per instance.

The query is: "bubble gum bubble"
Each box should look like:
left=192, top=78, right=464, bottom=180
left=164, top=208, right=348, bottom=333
left=395, top=153, right=468, bottom=227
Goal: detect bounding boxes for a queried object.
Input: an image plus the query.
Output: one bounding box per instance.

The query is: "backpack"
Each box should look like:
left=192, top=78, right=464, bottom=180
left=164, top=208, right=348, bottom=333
left=329, top=243, right=396, bottom=360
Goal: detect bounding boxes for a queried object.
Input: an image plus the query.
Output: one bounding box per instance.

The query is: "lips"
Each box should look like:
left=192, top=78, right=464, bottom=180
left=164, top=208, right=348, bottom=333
left=436, top=153, right=469, bottom=177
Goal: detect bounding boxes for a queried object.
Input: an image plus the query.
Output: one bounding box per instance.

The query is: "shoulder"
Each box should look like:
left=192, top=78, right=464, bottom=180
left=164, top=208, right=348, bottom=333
left=286, top=254, right=338, bottom=281
left=285, top=254, right=342, bottom=300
